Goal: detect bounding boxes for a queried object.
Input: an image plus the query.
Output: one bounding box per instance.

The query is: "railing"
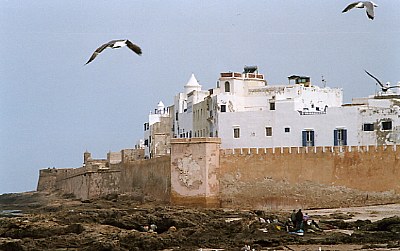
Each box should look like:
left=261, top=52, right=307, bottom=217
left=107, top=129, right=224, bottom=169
left=298, top=110, right=326, bottom=115
left=220, top=72, right=264, bottom=79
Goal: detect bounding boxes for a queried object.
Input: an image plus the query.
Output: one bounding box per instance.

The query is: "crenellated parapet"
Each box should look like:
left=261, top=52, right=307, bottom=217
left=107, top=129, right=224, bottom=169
left=220, top=144, right=398, bottom=156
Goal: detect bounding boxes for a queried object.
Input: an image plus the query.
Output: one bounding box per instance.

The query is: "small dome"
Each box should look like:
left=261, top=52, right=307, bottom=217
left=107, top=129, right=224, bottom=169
left=157, top=101, right=165, bottom=109
left=184, top=74, right=201, bottom=94
left=185, top=74, right=201, bottom=87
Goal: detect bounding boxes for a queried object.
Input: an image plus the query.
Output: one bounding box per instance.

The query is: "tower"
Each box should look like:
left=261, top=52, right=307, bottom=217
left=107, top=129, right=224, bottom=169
left=83, top=151, right=91, bottom=165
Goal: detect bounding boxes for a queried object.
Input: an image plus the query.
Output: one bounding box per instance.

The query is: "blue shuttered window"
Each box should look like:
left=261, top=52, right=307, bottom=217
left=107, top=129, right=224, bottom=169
left=334, top=129, right=347, bottom=146
left=302, top=130, right=314, bottom=147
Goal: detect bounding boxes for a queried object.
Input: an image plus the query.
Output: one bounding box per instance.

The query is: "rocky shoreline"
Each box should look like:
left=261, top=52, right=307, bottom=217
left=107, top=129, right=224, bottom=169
left=1, top=192, right=399, bottom=251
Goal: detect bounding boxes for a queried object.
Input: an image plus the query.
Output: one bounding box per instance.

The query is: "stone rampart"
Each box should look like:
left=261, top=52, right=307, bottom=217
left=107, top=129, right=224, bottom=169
left=37, top=142, right=400, bottom=208
left=37, top=168, right=70, bottom=192
left=54, top=165, right=121, bottom=200
left=219, top=145, right=400, bottom=209
left=37, top=152, right=167, bottom=201
left=119, top=155, right=171, bottom=202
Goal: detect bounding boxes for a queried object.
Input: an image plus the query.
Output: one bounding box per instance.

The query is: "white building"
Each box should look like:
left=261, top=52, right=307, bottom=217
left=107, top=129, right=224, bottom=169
left=172, top=73, right=209, bottom=139
left=143, top=101, right=171, bottom=158
left=142, top=66, right=400, bottom=157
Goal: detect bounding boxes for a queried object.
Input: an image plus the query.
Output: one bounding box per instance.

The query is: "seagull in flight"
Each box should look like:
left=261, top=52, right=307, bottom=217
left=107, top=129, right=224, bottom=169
left=342, top=1, right=378, bottom=20
left=85, top=39, right=142, bottom=65
left=364, top=70, right=400, bottom=92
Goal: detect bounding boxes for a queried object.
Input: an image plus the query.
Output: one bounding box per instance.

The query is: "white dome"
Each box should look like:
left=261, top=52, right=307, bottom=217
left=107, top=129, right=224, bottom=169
left=157, top=101, right=165, bottom=109
left=184, top=74, right=201, bottom=94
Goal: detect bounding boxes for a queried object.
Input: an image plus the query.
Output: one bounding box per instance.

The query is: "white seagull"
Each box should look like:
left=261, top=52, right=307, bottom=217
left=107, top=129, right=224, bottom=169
left=364, top=70, right=400, bottom=92
left=85, top=39, right=142, bottom=65
left=342, top=1, right=378, bottom=20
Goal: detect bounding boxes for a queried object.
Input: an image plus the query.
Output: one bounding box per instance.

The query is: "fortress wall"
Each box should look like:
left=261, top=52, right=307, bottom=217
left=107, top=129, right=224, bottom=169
left=37, top=141, right=399, bottom=208
left=37, top=168, right=69, bottom=192
left=119, top=155, right=171, bottom=202
left=219, top=145, right=400, bottom=209
left=121, top=148, right=145, bottom=163
left=53, top=166, right=121, bottom=200
left=54, top=169, right=90, bottom=200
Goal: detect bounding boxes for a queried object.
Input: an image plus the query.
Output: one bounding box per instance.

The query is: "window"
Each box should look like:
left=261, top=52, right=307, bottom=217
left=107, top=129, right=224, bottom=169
left=334, top=129, right=347, bottom=146
left=221, top=105, right=226, bottom=112
left=175, top=112, right=179, bottom=121
left=265, top=127, right=272, bottom=137
left=224, top=81, right=230, bottom=92
left=363, top=123, right=374, bottom=131
left=302, top=130, right=315, bottom=147
left=144, top=139, right=148, bottom=146
left=285, top=127, right=290, bottom=133
left=233, top=127, right=240, bottom=138
left=382, top=121, right=392, bottom=130
left=270, top=102, right=275, bottom=110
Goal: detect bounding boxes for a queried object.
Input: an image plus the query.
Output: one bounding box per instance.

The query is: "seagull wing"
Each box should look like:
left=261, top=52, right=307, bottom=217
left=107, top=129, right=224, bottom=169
left=342, top=2, right=359, bottom=13
left=85, top=42, right=113, bottom=65
left=363, top=1, right=375, bottom=19
left=125, top=40, right=142, bottom=56
left=365, top=70, right=384, bottom=88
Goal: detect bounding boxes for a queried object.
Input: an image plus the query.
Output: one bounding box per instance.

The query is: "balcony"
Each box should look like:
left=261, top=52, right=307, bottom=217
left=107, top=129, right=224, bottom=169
left=298, top=110, right=327, bottom=115
left=220, top=72, right=242, bottom=78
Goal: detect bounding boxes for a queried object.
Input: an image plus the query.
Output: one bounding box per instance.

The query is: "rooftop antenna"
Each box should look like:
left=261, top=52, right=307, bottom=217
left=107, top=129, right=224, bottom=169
left=321, top=75, right=326, bottom=87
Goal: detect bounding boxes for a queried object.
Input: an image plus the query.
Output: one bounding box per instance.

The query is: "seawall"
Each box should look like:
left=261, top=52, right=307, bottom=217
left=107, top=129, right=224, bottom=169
left=37, top=141, right=400, bottom=208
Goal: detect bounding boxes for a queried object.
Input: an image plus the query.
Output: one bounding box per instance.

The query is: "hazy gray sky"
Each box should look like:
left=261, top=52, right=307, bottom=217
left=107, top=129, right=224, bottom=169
left=1, top=1, right=399, bottom=194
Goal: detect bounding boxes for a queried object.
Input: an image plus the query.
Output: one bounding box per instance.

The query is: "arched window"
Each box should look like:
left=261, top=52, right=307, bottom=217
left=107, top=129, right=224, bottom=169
left=224, top=81, right=230, bottom=92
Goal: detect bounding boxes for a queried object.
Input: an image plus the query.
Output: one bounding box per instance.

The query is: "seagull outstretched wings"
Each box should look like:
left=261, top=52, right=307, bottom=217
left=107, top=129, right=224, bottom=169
left=85, top=39, right=142, bottom=65
left=365, top=70, right=400, bottom=92
left=342, top=1, right=378, bottom=20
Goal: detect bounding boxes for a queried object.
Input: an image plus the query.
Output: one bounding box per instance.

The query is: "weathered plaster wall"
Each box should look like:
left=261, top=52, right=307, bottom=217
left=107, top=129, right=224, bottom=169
left=219, top=145, right=400, bottom=209
left=119, top=155, right=171, bottom=202
left=170, top=138, right=221, bottom=207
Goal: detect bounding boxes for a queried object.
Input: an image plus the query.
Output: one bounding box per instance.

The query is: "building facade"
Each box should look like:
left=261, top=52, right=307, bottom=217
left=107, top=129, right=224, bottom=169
left=142, top=66, right=400, bottom=158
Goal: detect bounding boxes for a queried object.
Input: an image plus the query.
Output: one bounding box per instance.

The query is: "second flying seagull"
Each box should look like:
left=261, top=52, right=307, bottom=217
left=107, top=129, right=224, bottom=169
left=364, top=70, right=400, bottom=92
left=342, top=1, right=378, bottom=20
